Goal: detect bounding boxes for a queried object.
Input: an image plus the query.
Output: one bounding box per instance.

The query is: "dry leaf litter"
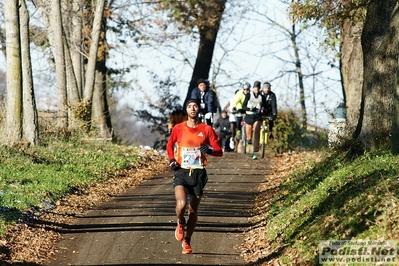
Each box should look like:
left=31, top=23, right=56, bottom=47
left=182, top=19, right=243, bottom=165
left=0, top=149, right=320, bottom=265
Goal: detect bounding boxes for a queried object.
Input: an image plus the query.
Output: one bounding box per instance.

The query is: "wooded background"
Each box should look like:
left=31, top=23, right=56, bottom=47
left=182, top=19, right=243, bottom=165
left=1, top=0, right=398, bottom=155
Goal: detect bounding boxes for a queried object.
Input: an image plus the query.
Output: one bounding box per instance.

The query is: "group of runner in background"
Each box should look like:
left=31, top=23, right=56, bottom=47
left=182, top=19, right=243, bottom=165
left=167, top=79, right=277, bottom=158
left=223, top=80, right=277, bottom=159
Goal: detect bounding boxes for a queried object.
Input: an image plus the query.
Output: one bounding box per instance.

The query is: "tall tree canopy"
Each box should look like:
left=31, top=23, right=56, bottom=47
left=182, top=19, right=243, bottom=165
left=156, top=0, right=227, bottom=105
left=291, top=0, right=399, bottom=153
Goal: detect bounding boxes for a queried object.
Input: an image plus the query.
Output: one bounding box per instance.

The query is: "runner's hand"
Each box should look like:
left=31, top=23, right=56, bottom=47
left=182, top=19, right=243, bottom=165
left=200, top=144, right=213, bottom=154
left=169, top=159, right=180, bottom=171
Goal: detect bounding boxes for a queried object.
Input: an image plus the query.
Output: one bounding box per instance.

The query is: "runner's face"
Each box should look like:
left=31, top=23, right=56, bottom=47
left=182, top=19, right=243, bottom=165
left=198, top=83, right=206, bottom=92
left=187, top=102, right=199, bottom=118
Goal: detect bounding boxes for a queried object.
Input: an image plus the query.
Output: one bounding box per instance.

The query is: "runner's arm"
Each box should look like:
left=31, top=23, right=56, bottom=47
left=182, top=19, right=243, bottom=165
left=213, top=118, right=220, bottom=129
left=166, top=126, right=180, bottom=160
left=260, top=94, right=267, bottom=115
left=190, top=88, right=199, bottom=101
left=205, top=127, right=223, bottom=157
left=231, top=91, right=241, bottom=110
left=271, top=93, right=277, bottom=119
left=223, top=101, right=230, bottom=113
left=242, top=93, right=250, bottom=111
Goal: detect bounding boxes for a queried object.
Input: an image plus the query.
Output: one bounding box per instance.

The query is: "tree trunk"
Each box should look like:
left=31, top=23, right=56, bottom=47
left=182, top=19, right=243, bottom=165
left=35, top=0, right=82, bottom=130
left=92, top=68, right=113, bottom=139
left=393, top=63, right=399, bottom=154
left=390, top=4, right=399, bottom=154
left=20, top=0, right=39, bottom=145
left=61, top=0, right=80, bottom=106
left=356, top=0, right=398, bottom=151
left=63, top=36, right=81, bottom=130
left=184, top=0, right=226, bottom=105
left=4, top=0, right=22, bottom=145
left=91, top=4, right=113, bottom=140
left=50, top=0, right=68, bottom=129
left=83, top=0, right=106, bottom=103
left=71, top=0, right=83, bottom=97
left=292, top=23, right=307, bottom=130
left=341, top=18, right=363, bottom=134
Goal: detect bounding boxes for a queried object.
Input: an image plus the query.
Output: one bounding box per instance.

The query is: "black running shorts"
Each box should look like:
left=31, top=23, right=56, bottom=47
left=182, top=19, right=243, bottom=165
left=173, top=168, right=208, bottom=196
left=244, top=114, right=261, bottom=125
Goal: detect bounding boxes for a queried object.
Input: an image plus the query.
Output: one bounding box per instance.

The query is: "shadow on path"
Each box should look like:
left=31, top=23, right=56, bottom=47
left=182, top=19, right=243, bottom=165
left=45, top=153, right=271, bottom=266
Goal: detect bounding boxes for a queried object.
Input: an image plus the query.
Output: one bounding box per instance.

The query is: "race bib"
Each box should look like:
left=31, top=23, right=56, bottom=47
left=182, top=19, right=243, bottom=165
left=181, top=147, right=202, bottom=168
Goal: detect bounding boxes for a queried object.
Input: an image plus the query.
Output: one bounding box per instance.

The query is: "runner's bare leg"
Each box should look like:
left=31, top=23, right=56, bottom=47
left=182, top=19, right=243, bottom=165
left=253, top=121, right=261, bottom=151
left=186, top=195, right=201, bottom=238
left=174, top=185, right=187, bottom=224
left=246, top=124, right=253, bottom=142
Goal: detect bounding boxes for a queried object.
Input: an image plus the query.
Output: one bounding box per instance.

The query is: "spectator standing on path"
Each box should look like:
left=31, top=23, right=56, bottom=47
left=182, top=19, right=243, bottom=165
left=190, top=78, right=217, bottom=126
left=168, top=104, right=187, bottom=134
left=213, top=111, right=232, bottom=151
left=243, top=81, right=266, bottom=160
left=166, top=98, right=223, bottom=254
left=260, top=82, right=278, bottom=139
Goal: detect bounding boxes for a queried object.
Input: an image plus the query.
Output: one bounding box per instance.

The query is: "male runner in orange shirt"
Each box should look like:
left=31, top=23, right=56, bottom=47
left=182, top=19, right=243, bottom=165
left=166, top=98, right=223, bottom=254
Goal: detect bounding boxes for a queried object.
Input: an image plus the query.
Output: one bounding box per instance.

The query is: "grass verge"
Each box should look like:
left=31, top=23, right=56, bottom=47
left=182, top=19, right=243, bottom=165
left=244, top=150, right=399, bottom=265
left=0, top=141, right=153, bottom=235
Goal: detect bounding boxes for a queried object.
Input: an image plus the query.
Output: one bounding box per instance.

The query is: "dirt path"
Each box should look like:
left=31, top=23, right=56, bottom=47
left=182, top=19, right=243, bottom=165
left=45, top=152, right=272, bottom=266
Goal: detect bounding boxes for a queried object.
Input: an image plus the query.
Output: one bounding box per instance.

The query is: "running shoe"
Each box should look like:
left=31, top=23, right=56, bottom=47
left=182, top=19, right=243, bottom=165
left=229, top=138, right=235, bottom=150
left=252, top=153, right=258, bottom=160
left=182, top=238, right=192, bottom=254
left=175, top=221, right=185, bottom=241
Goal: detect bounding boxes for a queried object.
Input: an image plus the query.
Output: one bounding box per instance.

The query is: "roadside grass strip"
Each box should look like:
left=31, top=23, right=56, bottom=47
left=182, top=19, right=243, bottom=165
left=265, top=151, right=399, bottom=265
left=0, top=142, right=141, bottom=234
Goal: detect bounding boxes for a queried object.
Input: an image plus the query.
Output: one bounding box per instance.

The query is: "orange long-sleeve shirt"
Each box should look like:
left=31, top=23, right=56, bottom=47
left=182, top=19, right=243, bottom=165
left=167, top=121, right=223, bottom=168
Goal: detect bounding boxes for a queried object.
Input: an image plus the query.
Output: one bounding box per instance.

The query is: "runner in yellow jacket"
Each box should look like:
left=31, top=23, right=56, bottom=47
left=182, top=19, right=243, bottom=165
left=231, top=82, right=251, bottom=140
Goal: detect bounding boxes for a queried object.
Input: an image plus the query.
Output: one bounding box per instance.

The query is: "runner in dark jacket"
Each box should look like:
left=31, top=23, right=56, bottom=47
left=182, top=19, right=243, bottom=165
left=190, top=78, right=217, bottom=126
left=260, top=82, right=277, bottom=139
left=213, top=111, right=232, bottom=150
